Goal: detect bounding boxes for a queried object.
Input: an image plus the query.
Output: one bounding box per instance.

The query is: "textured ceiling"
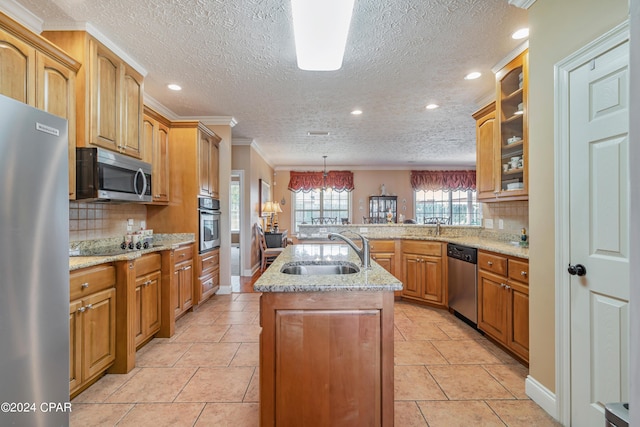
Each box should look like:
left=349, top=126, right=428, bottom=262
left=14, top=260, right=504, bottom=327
left=15, top=0, right=527, bottom=168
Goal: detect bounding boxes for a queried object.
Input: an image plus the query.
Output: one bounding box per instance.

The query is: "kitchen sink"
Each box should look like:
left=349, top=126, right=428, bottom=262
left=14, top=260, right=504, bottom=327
left=280, top=262, right=360, bottom=275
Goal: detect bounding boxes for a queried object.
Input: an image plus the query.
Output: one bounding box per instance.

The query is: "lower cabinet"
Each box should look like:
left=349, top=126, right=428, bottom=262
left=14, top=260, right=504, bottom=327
left=370, top=240, right=396, bottom=276
left=259, top=291, right=395, bottom=426
left=198, top=248, right=220, bottom=304
left=401, top=240, right=446, bottom=307
left=173, top=244, right=194, bottom=318
left=134, top=253, right=161, bottom=348
left=477, top=250, right=529, bottom=363
left=69, top=265, right=116, bottom=397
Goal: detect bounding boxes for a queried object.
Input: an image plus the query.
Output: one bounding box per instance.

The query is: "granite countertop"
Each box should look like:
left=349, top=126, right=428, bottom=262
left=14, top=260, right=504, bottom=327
left=68, top=234, right=195, bottom=271
left=296, top=224, right=529, bottom=259
left=253, top=244, right=403, bottom=293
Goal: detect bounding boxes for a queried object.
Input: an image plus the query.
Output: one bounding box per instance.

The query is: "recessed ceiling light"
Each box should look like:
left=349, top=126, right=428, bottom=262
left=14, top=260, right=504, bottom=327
left=351, top=109, right=363, bottom=115
left=292, top=0, right=356, bottom=71
left=464, top=72, right=482, bottom=80
left=426, top=104, right=439, bottom=110
left=512, top=28, right=529, bottom=40
left=167, top=84, right=182, bottom=91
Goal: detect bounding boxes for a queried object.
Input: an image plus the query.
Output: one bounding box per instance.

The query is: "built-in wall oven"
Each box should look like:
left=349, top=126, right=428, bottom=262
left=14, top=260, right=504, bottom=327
left=198, top=197, right=221, bottom=253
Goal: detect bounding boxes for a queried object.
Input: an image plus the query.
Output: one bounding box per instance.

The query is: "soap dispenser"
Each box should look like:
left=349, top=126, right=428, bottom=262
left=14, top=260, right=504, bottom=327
left=520, top=228, right=528, bottom=247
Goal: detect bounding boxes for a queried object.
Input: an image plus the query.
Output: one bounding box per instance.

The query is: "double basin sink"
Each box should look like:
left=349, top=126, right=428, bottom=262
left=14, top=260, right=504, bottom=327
left=280, top=261, right=360, bottom=275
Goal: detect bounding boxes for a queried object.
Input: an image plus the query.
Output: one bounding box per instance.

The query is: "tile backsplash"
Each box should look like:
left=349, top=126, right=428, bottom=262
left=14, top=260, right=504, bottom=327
left=69, top=202, right=147, bottom=242
left=481, top=201, right=529, bottom=236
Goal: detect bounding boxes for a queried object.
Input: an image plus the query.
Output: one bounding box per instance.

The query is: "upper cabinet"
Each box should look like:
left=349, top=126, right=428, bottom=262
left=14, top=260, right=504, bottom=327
left=198, top=129, right=221, bottom=198
left=143, top=107, right=171, bottom=204
left=475, top=49, right=528, bottom=202
left=43, top=31, right=144, bottom=159
left=0, top=13, right=80, bottom=199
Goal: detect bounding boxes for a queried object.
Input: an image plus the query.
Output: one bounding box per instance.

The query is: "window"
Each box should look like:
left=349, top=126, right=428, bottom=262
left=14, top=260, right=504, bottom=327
left=230, top=179, right=240, bottom=232
left=292, top=189, right=350, bottom=232
left=414, top=189, right=481, bottom=226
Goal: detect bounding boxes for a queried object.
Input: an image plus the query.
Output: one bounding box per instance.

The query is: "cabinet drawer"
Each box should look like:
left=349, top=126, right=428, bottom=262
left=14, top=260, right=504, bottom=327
left=370, top=240, right=395, bottom=253
left=200, top=270, right=220, bottom=294
left=200, top=250, right=219, bottom=275
left=401, top=240, right=442, bottom=257
left=70, top=264, right=116, bottom=301
left=136, top=253, right=161, bottom=277
left=508, top=258, right=529, bottom=285
left=478, top=251, right=507, bottom=276
left=174, top=244, right=193, bottom=264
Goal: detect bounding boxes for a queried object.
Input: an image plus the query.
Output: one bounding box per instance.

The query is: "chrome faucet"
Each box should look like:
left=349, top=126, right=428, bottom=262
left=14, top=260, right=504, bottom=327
left=435, top=218, right=441, bottom=236
left=328, top=231, right=371, bottom=269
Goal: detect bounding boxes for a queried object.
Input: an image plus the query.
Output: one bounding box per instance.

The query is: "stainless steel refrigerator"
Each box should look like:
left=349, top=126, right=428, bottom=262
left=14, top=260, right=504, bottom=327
left=0, top=94, right=70, bottom=426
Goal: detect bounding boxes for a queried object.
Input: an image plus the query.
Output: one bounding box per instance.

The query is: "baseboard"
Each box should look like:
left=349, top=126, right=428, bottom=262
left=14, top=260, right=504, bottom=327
left=216, top=285, right=232, bottom=295
left=525, top=375, right=558, bottom=420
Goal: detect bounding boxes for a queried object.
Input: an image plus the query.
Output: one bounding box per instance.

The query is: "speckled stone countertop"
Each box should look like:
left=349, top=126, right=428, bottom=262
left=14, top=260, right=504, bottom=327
left=253, top=244, right=403, bottom=293
left=68, top=233, right=195, bottom=271
left=297, top=224, right=529, bottom=259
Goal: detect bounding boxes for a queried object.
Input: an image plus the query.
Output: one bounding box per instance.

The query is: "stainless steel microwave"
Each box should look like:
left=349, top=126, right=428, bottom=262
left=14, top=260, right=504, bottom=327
left=76, top=147, right=152, bottom=202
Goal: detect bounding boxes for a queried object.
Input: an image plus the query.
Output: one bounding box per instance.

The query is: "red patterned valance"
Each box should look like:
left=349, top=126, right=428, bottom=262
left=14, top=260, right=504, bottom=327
left=288, top=170, right=354, bottom=192
left=410, top=170, right=476, bottom=191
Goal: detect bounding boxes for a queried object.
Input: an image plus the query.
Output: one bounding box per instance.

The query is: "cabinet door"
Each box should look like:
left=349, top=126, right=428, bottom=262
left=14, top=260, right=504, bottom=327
left=475, top=104, right=497, bottom=200
left=420, top=255, right=444, bottom=305
left=477, top=271, right=507, bottom=342
left=181, top=262, right=194, bottom=312
left=198, top=132, right=211, bottom=196
left=0, top=28, right=35, bottom=104
left=401, top=253, right=421, bottom=298
left=173, top=267, right=182, bottom=316
left=90, top=40, right=119, bottom=151
left=69, top=299, right=83, bottom=394
left=209, top=140, right=219, bottom=198
left=120, top=64, right=143, bottom=159
left=82, top=288, right=116, bottom=380
left=35, top=52, right=77, bottom=199
left=134, top=277, right=145, bottom=346
left=507, top=280, right=529, bottom=361
left=153, top=122, right=170, bottom=202
left=144, top=271, right=162, bottom=337
left=372, top=252, right=394, bottom=276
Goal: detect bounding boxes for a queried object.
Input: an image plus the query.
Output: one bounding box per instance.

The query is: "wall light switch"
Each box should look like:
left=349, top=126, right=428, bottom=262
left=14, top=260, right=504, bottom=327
left=485, top=219, right=493, bottom=229
left=498, top=219, right=504, bottom=229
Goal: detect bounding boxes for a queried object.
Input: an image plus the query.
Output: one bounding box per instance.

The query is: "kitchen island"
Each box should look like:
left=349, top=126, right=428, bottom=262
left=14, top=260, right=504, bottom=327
left=254, top=244, right=402, bottom=427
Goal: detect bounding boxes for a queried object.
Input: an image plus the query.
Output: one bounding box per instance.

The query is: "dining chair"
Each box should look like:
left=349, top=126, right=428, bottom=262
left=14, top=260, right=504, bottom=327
left=256, top=223, right=284, bottom=271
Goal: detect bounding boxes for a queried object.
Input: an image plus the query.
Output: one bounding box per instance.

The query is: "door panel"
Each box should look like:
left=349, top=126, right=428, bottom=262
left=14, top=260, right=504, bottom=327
left=569, top=40, right=629, bottom=426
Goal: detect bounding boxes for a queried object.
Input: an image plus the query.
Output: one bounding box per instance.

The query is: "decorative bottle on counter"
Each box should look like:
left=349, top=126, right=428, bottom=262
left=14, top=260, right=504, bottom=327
left=520, top=228, right=528, bottom=247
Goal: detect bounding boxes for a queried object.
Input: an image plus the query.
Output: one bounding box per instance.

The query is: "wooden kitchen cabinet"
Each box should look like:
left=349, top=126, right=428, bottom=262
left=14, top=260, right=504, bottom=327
left=473, top=102, right=497, bottom=200
left=477, top=250, right=529, bottom=363
left=173, top=244, right=194, bottom=318
left=134, top=254, right=162, bottom=348
left=198, top=129, right=221, bottom=198
left=143, top=107, right=171, bottom=203
left=0, top=13, right=80, bottom=199
left=43, top=30, right=144, bottom=159
left=259, top=291, right=395, bottom=426
left=370, top=240, right=396, bottom=276
left=197, top=248, right=220, bottom=305
left=401, top=240, right=446, bottom=307
left=69, top=265, right=117, bottom=397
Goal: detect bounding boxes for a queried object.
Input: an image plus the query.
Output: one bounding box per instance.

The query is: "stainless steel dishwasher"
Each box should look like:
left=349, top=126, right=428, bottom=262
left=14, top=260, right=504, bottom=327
left=447, top=243, right=478, bottom=325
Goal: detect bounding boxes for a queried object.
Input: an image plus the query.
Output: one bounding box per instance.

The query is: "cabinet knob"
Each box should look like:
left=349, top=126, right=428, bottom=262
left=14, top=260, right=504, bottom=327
left=487, top=261, right=493, bottom=266
left=85, top=304, right=93, bottom=310
left=77, top=307, right=86, bottom=313
left=81, top=283, right=89, bottom=289
left=521, top=271, right=527, bottom=277
left=500, top=283, right=506, bottom=288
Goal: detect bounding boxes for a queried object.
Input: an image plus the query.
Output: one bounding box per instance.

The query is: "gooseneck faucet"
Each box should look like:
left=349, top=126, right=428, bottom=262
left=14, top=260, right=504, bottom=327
left=435, top=218, right=441, bottom=236
left=328, top=231, right=371, bottom=269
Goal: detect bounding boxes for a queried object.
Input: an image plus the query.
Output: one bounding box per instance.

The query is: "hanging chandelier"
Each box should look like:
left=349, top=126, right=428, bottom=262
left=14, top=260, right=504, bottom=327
left=322, top=155, right=328, bottom=191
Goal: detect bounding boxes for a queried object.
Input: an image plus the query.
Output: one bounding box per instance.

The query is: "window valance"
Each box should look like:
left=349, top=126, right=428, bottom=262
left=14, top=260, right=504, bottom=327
left=288, top=170, right=354, bottom=192
left=410, top=170, right=476, bottom=191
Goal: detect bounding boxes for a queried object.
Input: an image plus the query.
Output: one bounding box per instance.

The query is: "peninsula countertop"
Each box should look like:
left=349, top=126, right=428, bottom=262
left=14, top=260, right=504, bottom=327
left=253, top=244, right=403, bottom=293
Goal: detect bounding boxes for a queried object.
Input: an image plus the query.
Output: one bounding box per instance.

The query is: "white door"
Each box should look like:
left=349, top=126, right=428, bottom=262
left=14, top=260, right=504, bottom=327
left=569, top=40, right=629, bottom=426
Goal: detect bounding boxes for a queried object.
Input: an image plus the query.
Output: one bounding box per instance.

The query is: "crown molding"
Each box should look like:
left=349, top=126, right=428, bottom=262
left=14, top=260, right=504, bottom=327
left=508, top=0, right=537, bottom=9
left=0, top=0, right=43, bottom=33
left=232, top=138, right=254, bottom=146
left=491, top=40, right=529, bottom=74
left=182, top=116, right=237, bottom=127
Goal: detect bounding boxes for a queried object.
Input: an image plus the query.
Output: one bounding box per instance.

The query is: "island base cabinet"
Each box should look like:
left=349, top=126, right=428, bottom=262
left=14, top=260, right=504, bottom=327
left=259, top=291, right=395, bottom=426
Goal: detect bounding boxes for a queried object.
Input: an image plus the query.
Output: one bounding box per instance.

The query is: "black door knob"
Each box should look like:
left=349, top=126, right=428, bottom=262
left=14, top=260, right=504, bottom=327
left=568, top=264, right=587, bottom=276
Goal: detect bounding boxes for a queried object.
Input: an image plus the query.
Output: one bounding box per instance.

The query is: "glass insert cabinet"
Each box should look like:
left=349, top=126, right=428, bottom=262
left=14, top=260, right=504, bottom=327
left=369, top=196, right=397, bottom=223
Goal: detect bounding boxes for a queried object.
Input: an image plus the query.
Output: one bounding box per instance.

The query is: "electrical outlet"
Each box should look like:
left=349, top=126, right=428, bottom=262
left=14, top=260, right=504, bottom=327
left=359, top=227, right=368, bottom=233
left=485, top=219, right=493, bottom=229
left=498, top=219, right=504, bottom=229
left=127, top=218, right=134, bottom=226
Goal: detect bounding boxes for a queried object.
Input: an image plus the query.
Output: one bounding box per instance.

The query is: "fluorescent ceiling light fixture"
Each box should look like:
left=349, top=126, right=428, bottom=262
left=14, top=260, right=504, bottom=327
left=425, top=104, right=439, bottom=110
left=512, top=28, right=529, bottom=40
left=291, top=0, right=356, bottom=71
left=351, top=109, right=363, bottom=115
left=464, top=72, right=481, bottom=80
left=167, top=84, right=182, bottom=91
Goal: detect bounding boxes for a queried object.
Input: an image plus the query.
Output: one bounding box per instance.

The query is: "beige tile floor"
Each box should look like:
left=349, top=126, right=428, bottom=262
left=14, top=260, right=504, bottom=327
left=71, top=293, right=560, bottom=426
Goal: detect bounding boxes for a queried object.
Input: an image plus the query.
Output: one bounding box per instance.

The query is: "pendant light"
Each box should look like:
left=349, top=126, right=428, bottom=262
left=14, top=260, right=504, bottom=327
left=322, top=155, right=331, bottom=193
